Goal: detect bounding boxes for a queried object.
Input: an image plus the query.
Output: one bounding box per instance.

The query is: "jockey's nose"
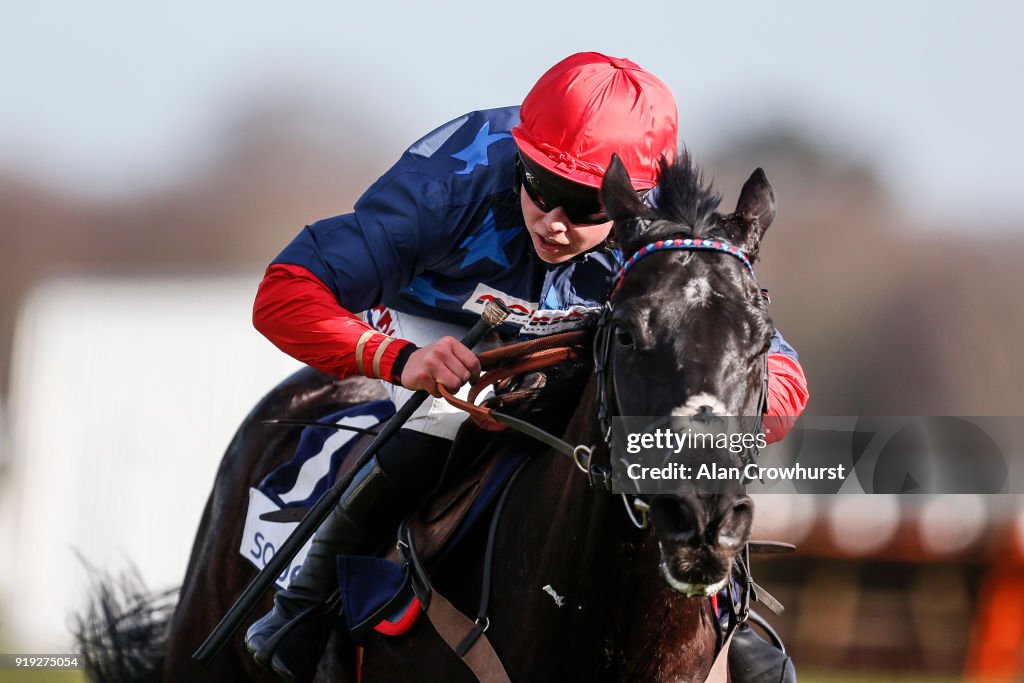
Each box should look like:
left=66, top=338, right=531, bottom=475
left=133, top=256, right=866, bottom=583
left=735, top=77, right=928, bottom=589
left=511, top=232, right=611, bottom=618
left=542, top=207, right=570, bottom=233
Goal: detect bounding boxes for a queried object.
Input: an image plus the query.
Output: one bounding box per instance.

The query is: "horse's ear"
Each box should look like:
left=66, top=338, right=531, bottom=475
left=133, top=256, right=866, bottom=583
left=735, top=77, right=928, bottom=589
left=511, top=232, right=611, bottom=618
left=733, top=168, right=775, bottom=258
left=601, top=154, right=646, bottom=222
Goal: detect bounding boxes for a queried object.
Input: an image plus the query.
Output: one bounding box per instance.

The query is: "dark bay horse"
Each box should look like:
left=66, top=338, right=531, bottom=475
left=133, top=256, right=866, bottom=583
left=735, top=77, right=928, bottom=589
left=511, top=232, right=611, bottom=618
left=77, top=151, right=778, bottom=682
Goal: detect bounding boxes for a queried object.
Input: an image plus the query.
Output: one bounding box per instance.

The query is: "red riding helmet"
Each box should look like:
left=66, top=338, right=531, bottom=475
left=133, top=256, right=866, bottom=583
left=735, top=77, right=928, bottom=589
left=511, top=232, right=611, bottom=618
left=512, top=52, right=678, bottom=191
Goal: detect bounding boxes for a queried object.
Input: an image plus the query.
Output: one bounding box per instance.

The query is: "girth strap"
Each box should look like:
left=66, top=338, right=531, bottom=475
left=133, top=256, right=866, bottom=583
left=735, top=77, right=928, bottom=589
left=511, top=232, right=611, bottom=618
left=396, top=457, right=529, bottom=683
left=703, top=629, right=734, bottom=683
left=424, top=591, right=511, bottom=683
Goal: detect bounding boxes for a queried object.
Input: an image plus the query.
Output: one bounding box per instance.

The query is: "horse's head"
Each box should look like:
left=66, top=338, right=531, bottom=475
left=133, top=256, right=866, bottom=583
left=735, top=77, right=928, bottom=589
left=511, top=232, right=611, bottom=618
left=598, top=152, right=776, bottom=596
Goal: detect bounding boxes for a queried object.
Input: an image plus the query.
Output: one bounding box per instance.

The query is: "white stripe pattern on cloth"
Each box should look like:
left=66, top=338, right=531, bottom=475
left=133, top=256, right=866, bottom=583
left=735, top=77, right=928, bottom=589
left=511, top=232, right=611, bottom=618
left=278, top=413, right=380, bottom=504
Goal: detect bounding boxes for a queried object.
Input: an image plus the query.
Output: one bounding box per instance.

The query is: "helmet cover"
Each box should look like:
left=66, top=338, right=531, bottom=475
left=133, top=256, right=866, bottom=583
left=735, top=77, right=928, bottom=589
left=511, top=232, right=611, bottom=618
left=512, top=52, right=678, bottom=190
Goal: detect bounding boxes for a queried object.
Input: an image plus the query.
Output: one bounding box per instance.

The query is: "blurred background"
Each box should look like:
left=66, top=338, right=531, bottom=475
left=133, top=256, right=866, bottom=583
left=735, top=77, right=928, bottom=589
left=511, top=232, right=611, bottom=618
left=1, top=1, right=1023, bottom=680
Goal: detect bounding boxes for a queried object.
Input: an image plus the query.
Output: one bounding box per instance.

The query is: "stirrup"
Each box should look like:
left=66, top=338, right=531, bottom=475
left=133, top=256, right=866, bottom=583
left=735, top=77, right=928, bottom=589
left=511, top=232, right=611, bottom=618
left=747, top=609, right=785, bottom=653
left=729, top=619, right=796, bottom=683
left=252, top=591, right=341, bottom=669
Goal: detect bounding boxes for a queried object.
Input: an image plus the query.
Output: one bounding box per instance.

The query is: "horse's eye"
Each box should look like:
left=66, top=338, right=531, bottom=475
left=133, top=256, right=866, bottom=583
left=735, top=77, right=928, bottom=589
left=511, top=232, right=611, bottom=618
left=614, top=326, right=635, bottom=348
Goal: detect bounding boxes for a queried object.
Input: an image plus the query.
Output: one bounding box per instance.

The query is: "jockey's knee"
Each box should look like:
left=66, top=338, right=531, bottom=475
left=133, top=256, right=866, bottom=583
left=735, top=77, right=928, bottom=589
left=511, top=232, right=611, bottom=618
left=375, top=428, right=452, bottom=494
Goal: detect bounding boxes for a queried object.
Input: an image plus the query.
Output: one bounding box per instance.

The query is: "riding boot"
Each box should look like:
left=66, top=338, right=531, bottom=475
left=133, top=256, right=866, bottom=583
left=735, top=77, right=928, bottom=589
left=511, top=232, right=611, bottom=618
left=728, top=617, right=796, bottom=683
left=245, top=428, right=451, bottom=683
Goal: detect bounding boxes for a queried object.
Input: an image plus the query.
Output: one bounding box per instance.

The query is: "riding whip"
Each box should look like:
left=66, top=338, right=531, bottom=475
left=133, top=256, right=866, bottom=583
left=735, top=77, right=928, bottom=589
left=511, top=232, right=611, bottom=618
left=193, top=299, right=510, bottom=665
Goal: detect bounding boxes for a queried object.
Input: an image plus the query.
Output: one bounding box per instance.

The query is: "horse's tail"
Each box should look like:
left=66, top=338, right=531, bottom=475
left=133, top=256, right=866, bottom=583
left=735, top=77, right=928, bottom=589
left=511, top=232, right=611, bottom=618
left=72, top=569, right=178, bottom=683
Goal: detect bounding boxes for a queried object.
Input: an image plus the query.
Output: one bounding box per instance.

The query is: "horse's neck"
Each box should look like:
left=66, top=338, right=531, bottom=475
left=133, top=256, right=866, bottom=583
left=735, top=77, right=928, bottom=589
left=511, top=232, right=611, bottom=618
left=504, top=393, right=717, bottom=681
left=512, top=449, right=714, bottom=680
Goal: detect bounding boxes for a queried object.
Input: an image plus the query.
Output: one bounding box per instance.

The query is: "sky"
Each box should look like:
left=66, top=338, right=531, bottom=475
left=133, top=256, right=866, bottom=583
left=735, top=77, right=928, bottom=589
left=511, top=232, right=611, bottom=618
left=2, top=0, right=1022, bottom=225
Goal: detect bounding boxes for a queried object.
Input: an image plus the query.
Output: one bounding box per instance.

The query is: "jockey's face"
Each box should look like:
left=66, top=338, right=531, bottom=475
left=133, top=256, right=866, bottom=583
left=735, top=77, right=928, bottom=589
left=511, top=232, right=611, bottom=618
left=520, top=185, right=614, bottom=264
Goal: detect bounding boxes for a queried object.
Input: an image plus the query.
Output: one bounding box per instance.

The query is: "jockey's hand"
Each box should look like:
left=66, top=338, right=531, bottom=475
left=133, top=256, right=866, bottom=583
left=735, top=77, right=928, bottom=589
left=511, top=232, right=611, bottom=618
left=400, top=336, right=481, bottom=397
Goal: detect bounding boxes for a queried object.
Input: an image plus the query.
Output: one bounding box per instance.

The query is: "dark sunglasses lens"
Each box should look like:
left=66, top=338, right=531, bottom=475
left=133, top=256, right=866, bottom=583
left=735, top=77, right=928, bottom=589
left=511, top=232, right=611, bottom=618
left=519, top=167, right=550, bottom=210
left=520, top=164, right=607, bottom=225
left=565, top=205, right=608, bottom=225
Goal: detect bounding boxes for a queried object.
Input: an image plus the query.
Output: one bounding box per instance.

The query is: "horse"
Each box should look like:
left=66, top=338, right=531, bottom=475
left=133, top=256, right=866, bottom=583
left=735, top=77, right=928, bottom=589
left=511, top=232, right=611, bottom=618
left=76, top=150, right=778, bottom=682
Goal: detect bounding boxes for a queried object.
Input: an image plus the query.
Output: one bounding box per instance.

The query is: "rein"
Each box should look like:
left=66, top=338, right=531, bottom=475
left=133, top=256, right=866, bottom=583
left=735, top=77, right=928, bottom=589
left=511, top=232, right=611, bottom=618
left=437, top=330, right=589, bottom=430
left=437, top=330, right=611, bottom=487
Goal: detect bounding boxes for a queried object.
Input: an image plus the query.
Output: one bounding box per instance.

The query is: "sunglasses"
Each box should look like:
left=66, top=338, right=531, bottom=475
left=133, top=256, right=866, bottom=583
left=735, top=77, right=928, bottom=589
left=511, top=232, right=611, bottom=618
left=516, top=155, right=610, bottom=225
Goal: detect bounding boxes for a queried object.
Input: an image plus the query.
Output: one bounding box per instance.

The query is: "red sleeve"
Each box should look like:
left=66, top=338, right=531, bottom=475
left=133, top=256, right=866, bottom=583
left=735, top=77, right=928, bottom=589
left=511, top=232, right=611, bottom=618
left=252, top=263, right=414, bottom=382
left=762, top=353, right=809, bottom=444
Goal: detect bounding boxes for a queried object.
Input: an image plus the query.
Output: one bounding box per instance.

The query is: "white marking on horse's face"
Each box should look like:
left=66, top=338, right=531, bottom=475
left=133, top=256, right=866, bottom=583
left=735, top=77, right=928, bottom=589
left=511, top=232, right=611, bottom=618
left=683, top=277, right=713, bottom=307
left=671, top=393, right=727, bottom=416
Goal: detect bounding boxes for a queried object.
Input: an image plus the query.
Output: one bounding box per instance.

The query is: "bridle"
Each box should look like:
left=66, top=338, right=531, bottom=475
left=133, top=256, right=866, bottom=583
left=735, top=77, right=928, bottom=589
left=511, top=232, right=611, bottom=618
left=593, top=235, right=770, bottom=503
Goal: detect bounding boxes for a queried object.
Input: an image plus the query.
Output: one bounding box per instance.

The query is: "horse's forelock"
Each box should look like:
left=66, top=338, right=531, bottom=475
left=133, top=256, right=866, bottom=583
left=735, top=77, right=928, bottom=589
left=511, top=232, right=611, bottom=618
left=650, top=152, right=722, bottom=237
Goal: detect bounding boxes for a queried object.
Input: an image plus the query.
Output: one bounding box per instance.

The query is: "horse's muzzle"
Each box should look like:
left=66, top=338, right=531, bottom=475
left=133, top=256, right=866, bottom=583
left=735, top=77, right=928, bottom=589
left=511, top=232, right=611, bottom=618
left=650, top=494, right=753, bottom=595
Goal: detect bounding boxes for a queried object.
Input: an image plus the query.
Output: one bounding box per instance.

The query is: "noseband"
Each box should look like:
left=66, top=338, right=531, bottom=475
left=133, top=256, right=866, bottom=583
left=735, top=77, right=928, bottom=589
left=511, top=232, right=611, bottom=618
left=594, top=236, right=769, bottom=466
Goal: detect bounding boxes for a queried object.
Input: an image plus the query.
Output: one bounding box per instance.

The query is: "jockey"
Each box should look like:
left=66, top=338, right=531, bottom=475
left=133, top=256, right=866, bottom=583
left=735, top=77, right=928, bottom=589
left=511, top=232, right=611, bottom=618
left=246, top=52, right=808, bottom=682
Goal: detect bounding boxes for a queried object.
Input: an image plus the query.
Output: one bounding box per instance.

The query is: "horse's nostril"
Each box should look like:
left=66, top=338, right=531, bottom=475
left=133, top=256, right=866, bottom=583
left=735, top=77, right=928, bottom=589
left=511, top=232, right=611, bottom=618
left=718, top=499, right=753, bottom=550
left=731, top=499, right=752, bottom=516
left=652, top=498, right=701, bottom=546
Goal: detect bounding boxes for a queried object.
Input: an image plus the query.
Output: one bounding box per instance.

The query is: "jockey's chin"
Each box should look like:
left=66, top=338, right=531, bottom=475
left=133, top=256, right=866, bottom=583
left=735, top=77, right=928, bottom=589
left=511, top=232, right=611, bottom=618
left=521, top=189, right=613, bottom=264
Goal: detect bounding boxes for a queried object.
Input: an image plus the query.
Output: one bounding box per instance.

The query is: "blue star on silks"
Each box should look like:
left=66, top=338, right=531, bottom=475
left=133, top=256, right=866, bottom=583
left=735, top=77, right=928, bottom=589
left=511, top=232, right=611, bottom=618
left=459, top=210, right=518, bottom=268
left=540, top=283, right=564, bottom=310
left=405, top=274, right=459, bottom=306
left=450, top=122, right=511, bottom=175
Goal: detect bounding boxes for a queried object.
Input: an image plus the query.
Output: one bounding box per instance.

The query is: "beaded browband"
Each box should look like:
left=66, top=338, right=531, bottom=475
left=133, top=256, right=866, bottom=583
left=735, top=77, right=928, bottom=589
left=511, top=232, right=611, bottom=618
left=612, top=237, right=755, bottom=297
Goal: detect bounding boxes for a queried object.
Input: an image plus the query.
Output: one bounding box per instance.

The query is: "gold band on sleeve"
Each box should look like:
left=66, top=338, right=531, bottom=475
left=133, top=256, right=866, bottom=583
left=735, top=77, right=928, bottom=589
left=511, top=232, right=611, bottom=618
left=355, top=330, right=375, bottom=376
left=372, top=337, right=396, bottom=380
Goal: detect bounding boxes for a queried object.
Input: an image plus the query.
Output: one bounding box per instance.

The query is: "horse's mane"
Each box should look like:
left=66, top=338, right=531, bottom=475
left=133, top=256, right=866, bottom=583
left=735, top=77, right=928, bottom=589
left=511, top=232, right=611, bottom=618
left=650, top=151, right=722, bottom=237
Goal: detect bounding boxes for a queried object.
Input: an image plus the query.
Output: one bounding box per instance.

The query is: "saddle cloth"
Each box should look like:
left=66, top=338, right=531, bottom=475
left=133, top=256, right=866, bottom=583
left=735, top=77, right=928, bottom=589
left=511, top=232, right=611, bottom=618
left=239, top=400, right=527, bottom=638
